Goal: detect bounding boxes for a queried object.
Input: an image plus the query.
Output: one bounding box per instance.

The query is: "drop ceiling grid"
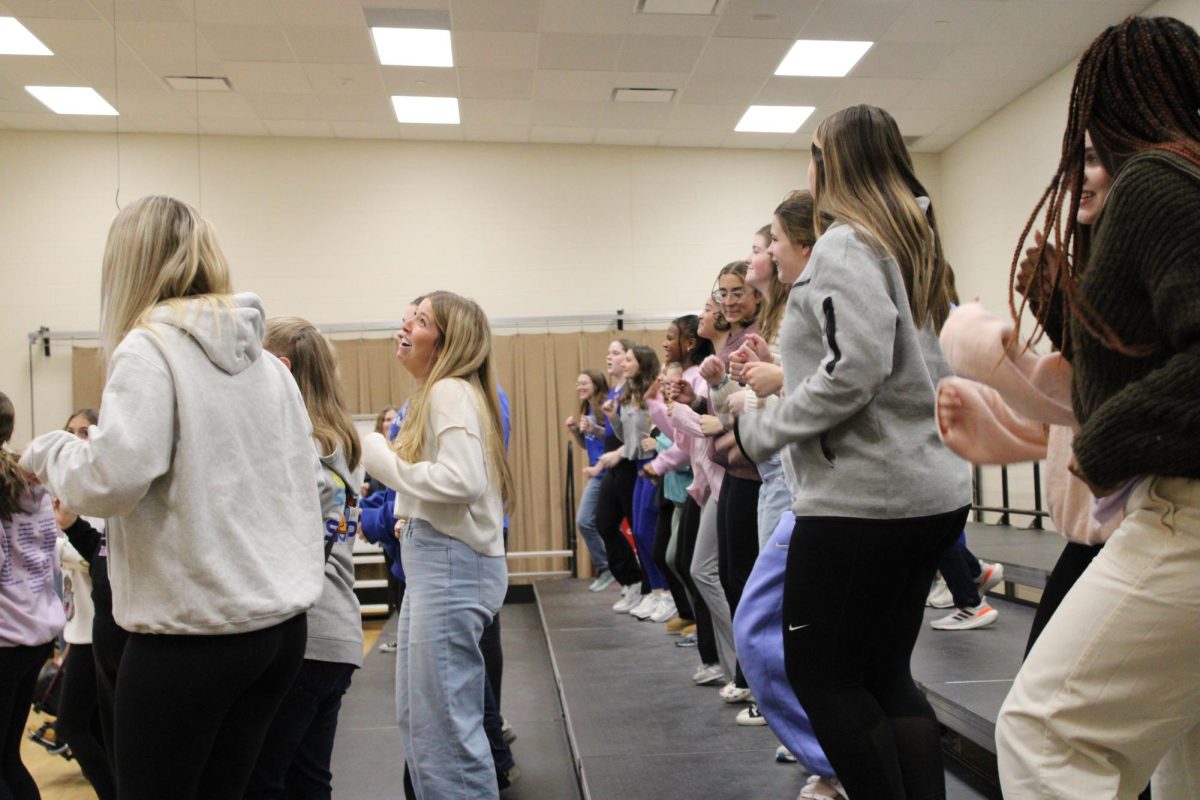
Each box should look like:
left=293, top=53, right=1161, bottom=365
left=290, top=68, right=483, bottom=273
left=0, top=0, right=1160, bottom=150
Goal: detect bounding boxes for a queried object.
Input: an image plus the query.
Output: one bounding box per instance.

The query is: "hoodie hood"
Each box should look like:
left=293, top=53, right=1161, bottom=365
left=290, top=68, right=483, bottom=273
left=150, top=292, right=265, bottom=375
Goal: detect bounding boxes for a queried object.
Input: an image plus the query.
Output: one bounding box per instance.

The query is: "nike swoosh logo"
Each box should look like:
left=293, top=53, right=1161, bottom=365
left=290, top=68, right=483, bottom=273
left=788, top=623, right=809, bottom=632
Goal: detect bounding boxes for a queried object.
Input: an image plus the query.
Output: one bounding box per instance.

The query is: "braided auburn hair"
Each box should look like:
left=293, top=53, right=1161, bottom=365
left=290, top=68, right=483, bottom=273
left=1009, top=16, right=1200, bottom=353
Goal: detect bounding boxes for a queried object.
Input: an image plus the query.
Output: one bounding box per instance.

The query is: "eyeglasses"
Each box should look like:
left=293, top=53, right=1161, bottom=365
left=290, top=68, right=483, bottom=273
left=712, top=288, right=747, bottom=302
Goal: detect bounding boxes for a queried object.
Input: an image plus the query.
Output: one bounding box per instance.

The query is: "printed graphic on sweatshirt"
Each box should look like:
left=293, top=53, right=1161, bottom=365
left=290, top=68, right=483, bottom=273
left=324, top=472, right=360, bottom=546
left=0, top=513, right=58, bottom=591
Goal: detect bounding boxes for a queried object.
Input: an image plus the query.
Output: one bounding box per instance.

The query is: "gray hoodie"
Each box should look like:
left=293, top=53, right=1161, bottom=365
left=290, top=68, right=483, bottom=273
left=736, top=222, right=971, bottom=520
left=309, top=445, right=363, bottom=667
left=22, top=293, right=326, bottom=635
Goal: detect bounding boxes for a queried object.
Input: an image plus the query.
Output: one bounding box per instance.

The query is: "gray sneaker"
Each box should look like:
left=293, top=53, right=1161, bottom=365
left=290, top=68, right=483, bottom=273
left=588, top=569, right=615, bottom=592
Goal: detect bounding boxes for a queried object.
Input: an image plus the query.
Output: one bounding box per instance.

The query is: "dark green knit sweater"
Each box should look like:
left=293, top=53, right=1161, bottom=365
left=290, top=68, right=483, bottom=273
left=1071, top=150, right=1200, bottom=488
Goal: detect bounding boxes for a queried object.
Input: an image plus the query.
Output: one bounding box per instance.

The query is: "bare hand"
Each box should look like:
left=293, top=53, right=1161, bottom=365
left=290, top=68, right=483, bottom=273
left=646, top=378, right=661, bottom=401
left=936, top=382, right=963, bottom=437
left=728, top=343, right=759, bottom=383
left=699, top=355, right=726, bottom=385
left=640, top=436, right=658, bottom=454
left=728, top=390, right=748, bottom=418
left=602, top=398, right=617, bottom=418
left=583, top=463, right=603, bottom=478
left=714, top=430, right=744, bottom=466
left=1016, top=229, right=1059, bottom=310
left=641, top=464, right=660, bottom=483
left=51, top=497, right=78, bottom=531
left=743, top=332, right=773, bottom=364
left=699, top=414, right=725, bottom=437
left=671, top=378, right=696, bottom=407
left=743, top=362, right=784, bottom=398
left=565, top=415, right=578, bottom=432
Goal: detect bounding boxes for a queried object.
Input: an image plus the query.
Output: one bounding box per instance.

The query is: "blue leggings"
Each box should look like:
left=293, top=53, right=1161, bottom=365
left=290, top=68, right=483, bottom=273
left=631, top=471, right=667, bottom=590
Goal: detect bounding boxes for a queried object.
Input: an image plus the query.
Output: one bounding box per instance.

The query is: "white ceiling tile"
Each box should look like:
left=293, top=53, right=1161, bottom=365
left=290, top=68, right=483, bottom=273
left=822, top=77, right=920, bottom=109
left=679, top=75, right=764, bottom=105
left=452, top=31, right=538, bottom=70
left=224, top=62, right=311, bottom=94
left=723, top=130, right=792, bottom=148
left=380, top=66, right=458, bottom=95
left=535, top=70, right=614, bottom=102
left=22, top=18, right=115, bottom=61
left=450, top=0, right=540, bottom=33
left=752, top=75, right=837, bottom=106
left=933, top=107, right=993, bottom=138
left=331, top=121, right=403, bottom=139
left=617, top=35, right=707, bottom=73
left=114, top=21, right=223, bottom=74
left=112, top=88, right=196, bottom=116
left=62, top=114, right=119, bottom=132
left=313, top=93, right=393, bottom=122
left=714, top=0, right=820, bottom=40
left=667, top=103, right=744, bottom=130
left=96, top=1, right=192, bottom=24
left=458, top=68, right=533, bottom=99
left=198, top=23, right=294, bottom=61
left=927, top=44, right=1014, bottom=81
left=611, top=71, right=691, bottom=91
left=364, top=0, right=450, bottom=8
left=656, top=129, right=725, bottom=148
left=263, top=118, right=334, bottom=137
left=537, top=34, right=623, bottom=71
left=284, top=25, right=375, bottom=64
left=908, top=133, right=956, bottom=153
left=458, top=97, right=531, bottom=125
left=113, top=113, right=197, bottom=134
left=200, top=117, right=269, bottom=136
left=462, top=123, right=528, bottom=142
left=626, top=13, right=716, bottom=37
left=268, top=0, right=364, bottom=28
left=531, top=100, right=608, bottom=127
left=971, top=1, right=1078, bottom=47
left=70, top=56, right=165, bottom=93
left=0, top=0, right=101, bottom=20
left=886, top=105, right=956, bottom=135
left=302, top=63, right=386, bottom=95
left=849, top=41, right=955, bottom=79
left=398, top=123, right=464, bottom=140
left=0, top=54, right=85, bottom=85
left=800, top=1, right=909, bottom=41
left=901, top=77, right=1026, bottom=111
left=541, top=0, right=629, bottom=34
left=604, top=102, right=673, bottom=129
left=0, top=110, right=71, bottom=129
left=0, top=80, right=47, bottom=113
left=194, top=0, right=276, bottom=25
left=1002, top=46, right=1080, bottom=86
left=196, top=91, right=257, bottom=118
left=244, top=92, right=320, bottom=120
left=530, top=125, right=595, bottom=144
left=595, top=128, right=661, bottom=146
left=883, top=0, right=1006, bottom=44
left=692, top=37, right=792, bottom=77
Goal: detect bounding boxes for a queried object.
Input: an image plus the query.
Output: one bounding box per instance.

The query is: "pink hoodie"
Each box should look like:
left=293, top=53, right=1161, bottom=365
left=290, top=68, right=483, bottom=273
left=1, top=484, right=67, bottom=647
left=648, top=366, right=725, bottom=506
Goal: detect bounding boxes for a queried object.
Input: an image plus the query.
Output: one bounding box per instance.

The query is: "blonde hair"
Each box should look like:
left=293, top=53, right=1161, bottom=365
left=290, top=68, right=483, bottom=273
left=811, top=105, right=953, bottom=332
left=754, top=223, right=792, bottom=344
left=263, top=317, right=362, bottom=472
left=99, top=196, right=234, bottom=359
left=393, top=292, right=514, bottom=511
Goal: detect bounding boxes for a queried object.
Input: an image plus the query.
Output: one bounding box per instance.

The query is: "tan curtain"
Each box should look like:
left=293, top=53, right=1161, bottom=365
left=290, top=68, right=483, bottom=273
left=71, top=347, right=104, bottom=412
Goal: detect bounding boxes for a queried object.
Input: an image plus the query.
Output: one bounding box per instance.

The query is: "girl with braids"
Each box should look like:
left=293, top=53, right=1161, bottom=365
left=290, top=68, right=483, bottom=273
left=0, top=391, right=65, bottom=800
left=733, top=105, right=969, bottom=799
left=995, top=16, right=1200, bottom=799
left=361, top=291, right=512, bottom=800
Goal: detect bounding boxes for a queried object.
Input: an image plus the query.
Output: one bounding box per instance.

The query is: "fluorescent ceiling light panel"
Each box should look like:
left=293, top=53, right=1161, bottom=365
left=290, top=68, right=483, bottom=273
left=26, top=86, right=118, bottom=115
left=776, top=40, right=873, bottom=77
left=391, top=95, right=459, bottom=124
left=0, top=17, right=52, bottom=55
left=371, top=27, right=452, bottom=67
left=736, top=105, right=815, bottom=133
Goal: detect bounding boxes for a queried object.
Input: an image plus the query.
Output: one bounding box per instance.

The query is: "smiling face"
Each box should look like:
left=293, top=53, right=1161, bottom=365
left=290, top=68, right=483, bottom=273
left=662, top=323, right=682, bottom=365
left=575, top=372, right=596, bottom=403
left=697, top=297, right=721, bottom=340
left=622, top=349, right=640, bottom=381
left=745, top=232, right=775, bottom=291
left=714, top=272, right=757, bottom=325
left=1077, top=132, right=1113, bottom=226
left=396, top=298, right=441, bottom=380
left=605, top=340, right=627, bottom=379
left=768, top=215, right=811, bottom=285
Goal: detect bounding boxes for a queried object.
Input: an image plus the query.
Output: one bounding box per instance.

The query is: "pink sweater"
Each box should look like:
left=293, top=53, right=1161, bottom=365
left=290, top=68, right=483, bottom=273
left=937, top=303, right=1119, bottom=545
left=1, top=484, right=67, bottom=647
left=648, top=366, right=725, bottom=506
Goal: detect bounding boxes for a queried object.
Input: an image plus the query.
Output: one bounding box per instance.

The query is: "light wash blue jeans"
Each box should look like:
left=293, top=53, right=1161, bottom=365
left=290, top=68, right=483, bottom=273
left=397, top=519, right=508, bottom=800
left=757, top=455, right=793, bottom=549
left=575, top=475, right=609, bottom=573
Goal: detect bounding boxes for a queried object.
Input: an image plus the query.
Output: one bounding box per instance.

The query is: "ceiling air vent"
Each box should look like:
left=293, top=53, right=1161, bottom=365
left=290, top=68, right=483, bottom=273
left=613, top=88, right=675, bottom=103
left=164, top=75, right=232, bottom=92
left=637, top=0, right=721, bottom=15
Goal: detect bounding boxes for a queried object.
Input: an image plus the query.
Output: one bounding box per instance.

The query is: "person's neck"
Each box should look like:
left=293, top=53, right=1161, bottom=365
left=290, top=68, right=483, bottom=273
left=708, top=332, right=729, bottom=353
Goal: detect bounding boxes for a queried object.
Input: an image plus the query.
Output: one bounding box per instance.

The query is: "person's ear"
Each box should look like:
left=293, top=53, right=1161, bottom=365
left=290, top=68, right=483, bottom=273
left=277, top=355, right=292, bottom=371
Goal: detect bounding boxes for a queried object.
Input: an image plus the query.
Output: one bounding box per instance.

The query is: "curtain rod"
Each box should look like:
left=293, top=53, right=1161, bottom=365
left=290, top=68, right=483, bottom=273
left=26, top=310, right=687, bottom=345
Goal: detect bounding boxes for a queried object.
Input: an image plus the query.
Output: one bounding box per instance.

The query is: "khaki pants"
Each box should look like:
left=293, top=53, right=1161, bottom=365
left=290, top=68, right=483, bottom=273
left=997, top=477, right=1200, bottom=799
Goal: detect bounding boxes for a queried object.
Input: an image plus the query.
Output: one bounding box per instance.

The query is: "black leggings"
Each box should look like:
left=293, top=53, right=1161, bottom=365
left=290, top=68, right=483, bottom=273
left=113, top=613, right=307, bottom=800
left=674, top=498, right=718, bottom=666
left=57, top=644, right=116, bottom=800
left=653, top=498, right=693, bottom=619
left=90, top=615, right=127, bottom=765
left=938, top=536, right=982, bottom=609
left=784, top=507, right=969, bottom=800
left=716, top=476, right=760, bottom=688
left=594, top=460, right=643, bottom=588
left=0, top=641, right=52, bottom=800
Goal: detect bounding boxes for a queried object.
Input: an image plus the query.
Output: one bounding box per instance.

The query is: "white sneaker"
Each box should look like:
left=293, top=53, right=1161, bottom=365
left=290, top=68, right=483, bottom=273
left=649, top=596, right=677, bottom=623
left=588, top=569, right=615, bottom=592
left=736, top=703, right=767, bottom=726
left=612, top=584, right=641, bottom=613
left=926, top=575, right=954, bottom=608
left=975, top=561, right=1005, bottom=596
left=692, top=663, right=725, bottom=685
left=930, top=602, right=999, bottom=631
left=629, top=592, right=659, bottom=619
left=723, top=685, right=753, bottom=704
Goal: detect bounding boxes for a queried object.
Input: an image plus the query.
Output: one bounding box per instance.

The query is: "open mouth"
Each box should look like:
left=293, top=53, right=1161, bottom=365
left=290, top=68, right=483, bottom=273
left=1080, top=191, right=1095, bottom=202
left=397, top=336, right=413, bottom=351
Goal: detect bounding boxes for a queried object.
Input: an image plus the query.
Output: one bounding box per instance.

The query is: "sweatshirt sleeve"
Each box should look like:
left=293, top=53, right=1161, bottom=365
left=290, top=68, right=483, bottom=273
left=21, top=343, right=176, bottom=518
left=737, top=230, right=898, bottom=463
left=936, top=377, right=1048, bottom=465
left=62, top=517, right=103, bottom=565
left=360, top=382, right=490, bottom=505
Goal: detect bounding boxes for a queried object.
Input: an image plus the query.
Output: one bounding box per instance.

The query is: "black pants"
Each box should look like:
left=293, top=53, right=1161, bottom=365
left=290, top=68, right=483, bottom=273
left=938, top=535, right=982, bottom=609
left=594, top=460, right=643, bottom=588
left=113, top=613, right=307, bottom=800
left=243, top=658, right=356, bottom=800
left=1024, top=540, right=1103, bottom=657
left=653, top=497, right=693, bottom=620
left=717, top=475, right=760, bottom=688
left=480, top=613, right=503, bottom=709
left=784, top=507, right=969, bottom=800
left=675, top=498, right=718, bottom=666
left=0, top=641, right=52, bottom=800
left=90, top=614, right=128, bottom=763
left=57, top=643, right=116, bottom=800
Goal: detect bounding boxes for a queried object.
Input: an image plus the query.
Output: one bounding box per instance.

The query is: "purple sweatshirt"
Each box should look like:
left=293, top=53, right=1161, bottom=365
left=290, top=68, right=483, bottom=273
left=1, top=484, right=66, bottom=647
